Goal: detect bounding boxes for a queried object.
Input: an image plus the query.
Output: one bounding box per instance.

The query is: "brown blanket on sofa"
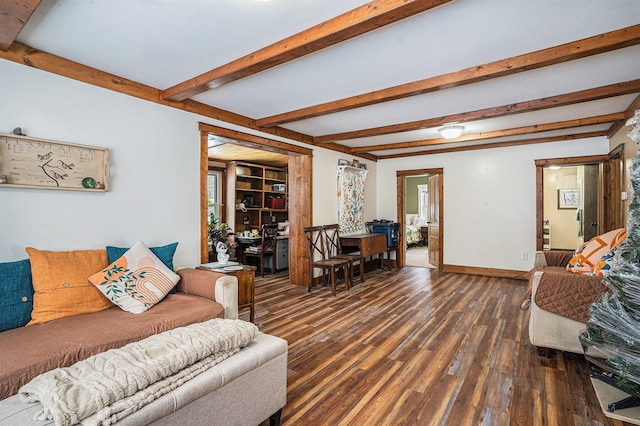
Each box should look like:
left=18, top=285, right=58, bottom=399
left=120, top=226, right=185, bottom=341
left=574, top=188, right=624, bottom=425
left=531, top=271, right=608, bottom=323
left=0, top=293, right=224, bottom=400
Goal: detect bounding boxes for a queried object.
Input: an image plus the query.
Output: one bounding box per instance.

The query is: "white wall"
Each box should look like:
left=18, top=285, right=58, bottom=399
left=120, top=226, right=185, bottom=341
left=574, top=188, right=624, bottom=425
left=311, top=148, right=376, bottom=228
left=377, top=139, right=609, bottom=271
left=0, top=60, right=374, bottom=266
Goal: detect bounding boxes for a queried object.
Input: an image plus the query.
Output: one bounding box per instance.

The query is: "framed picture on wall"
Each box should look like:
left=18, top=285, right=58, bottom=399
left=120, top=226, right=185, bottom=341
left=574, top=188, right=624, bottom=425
left=338, top=159, right=349, bottom=166
left=558, top=188, right=579, bottom=209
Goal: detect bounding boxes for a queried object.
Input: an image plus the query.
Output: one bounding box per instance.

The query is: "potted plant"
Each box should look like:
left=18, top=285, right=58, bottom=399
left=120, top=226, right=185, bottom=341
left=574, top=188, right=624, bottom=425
left=208, top=213, right=232, bottom=261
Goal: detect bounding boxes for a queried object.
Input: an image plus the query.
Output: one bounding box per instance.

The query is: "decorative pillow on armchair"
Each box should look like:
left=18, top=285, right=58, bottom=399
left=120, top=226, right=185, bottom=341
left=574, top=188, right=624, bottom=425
left=89, top=241, right=179, bottom=314
left=566, top=228, right=627, bottom=275
left=593, top=248, right=617, bottom=277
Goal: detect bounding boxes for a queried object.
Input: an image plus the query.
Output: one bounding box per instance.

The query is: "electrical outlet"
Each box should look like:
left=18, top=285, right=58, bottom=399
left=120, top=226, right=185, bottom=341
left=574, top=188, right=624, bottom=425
left=522, top=253, right=528, bottom=261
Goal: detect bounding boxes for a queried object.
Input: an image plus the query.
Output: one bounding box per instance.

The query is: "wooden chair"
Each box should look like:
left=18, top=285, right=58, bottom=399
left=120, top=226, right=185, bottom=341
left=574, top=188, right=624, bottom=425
left=323, top=224, right=364, bottom=285
left=244, top=224, right=278, bottom=277
left=303, top=226, right=351, bottom=296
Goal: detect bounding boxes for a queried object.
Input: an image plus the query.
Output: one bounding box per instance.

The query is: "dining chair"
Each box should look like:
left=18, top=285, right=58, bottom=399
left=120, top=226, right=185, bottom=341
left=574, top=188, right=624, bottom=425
left=244, top=223, right=278, bottom=277
left=303, top=226, right=351, bottom=296
left=323, top=224, right=364, bottom=285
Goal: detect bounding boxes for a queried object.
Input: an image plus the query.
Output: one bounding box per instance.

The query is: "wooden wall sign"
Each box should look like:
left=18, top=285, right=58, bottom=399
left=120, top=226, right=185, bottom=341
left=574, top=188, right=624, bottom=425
left=0, top=133, right=109, bottom=192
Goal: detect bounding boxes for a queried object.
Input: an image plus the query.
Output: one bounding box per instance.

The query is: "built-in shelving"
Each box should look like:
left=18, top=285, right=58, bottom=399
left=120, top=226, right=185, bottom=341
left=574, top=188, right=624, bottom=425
left=226, top=161, right=288, bottom=233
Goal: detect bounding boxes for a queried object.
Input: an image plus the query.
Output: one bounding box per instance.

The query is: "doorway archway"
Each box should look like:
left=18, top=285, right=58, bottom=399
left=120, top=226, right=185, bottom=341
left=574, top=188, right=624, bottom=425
left=199, top=123, right=313, bottom=286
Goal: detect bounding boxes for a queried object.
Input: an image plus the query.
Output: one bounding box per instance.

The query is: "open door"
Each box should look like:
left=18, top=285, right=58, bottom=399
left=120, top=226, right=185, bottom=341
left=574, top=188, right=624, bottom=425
left=428, top=174, right=440, bottom=268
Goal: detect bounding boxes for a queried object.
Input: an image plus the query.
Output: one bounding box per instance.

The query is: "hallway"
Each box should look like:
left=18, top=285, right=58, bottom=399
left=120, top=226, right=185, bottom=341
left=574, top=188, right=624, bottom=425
left=405, top=245, right=435, bottom=268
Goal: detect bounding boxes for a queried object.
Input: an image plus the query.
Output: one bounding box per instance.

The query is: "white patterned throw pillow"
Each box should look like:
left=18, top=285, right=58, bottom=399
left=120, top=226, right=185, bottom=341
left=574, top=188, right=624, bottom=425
left=89, top=240, right=179, bottom=314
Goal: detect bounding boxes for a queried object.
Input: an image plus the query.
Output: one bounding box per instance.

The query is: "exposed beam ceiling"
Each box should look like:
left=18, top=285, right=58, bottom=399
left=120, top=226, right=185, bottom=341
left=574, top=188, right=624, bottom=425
left=0, top=42, right=314, bottom=146
left=377, top=131, right=609, bottom=159
left=0, top=0, right=41, bottom=51
left=162, top=0, right=452, bottom=102
left=5, top=1, right=640, bottom=160
left=315, top=79, right=640, bottom=143
left=255, top=24, right=640, bottom=127
left=351, top=113, right=624, bottom=152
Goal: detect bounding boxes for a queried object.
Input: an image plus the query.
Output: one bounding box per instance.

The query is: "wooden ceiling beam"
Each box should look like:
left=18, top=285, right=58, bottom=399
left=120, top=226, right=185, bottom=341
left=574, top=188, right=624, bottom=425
left=351, top=113, right=624, bottom=152
left=0, top=42, right=313, bottom=145
left=0, top=0, right=42, bottom=51
left=607, top=93, right=640, bottom=138
left=377, top=131, right=608, bottom=159
left=256, top=24, right=640, bottom=127
left=162, top=0, right=451, bottom=102
left=314, top=79, right=640, bottom=143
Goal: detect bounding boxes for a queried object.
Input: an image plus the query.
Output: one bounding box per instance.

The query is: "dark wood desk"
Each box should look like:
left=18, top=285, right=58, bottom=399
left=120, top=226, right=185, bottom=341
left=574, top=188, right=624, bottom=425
left=340, top=233, right=387, bottom=271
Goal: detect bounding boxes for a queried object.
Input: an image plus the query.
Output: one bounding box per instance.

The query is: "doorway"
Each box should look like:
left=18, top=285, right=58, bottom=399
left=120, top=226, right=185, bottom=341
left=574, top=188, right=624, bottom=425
left=198, top=123, right=313, bottom=286
left=535, top=144, right=624, bottom=251
left=541, top=164, right=599, bottom=250
left=404, top=176, right=433, bottom=268
left=397, top=168, right=444, bottom=270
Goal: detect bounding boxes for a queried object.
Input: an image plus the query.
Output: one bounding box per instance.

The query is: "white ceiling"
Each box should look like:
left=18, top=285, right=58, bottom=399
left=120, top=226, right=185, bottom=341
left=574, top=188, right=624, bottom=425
left=11, top=0, right=640, bottom=159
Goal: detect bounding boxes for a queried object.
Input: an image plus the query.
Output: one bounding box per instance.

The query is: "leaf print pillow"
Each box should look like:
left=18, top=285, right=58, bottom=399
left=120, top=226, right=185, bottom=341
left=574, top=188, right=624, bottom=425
left=89, top=240, right=179, bottom=314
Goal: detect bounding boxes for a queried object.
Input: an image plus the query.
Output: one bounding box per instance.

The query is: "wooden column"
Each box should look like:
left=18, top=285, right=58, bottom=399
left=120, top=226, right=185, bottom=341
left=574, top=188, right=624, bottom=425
left=200, top=132, right=209, bottom=264
left=288, top=153, right=312, bottom=286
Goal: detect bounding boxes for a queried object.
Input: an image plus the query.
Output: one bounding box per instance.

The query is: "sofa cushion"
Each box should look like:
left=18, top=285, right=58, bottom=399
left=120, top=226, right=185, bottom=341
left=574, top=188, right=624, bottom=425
left=25, top=248, right=112, bottom=325
left=90, top=241, right=179, bottom=314
left=107, top=241, right=178, bottom=293
left=0, top=259, right=33, bottom=332
left=566, top=228, right=626, bottom=275
left=0, top=293, right=225, bottom=400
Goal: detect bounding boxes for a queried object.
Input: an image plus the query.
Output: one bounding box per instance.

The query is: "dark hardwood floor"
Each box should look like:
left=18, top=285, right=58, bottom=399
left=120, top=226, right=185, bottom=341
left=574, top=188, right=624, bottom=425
left=249, top=267, right=631, bottom=426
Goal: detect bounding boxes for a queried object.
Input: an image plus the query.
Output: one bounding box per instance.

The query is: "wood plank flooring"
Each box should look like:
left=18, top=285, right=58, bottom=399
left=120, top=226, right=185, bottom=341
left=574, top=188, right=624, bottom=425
left=249, top=267, right=632, bottom=426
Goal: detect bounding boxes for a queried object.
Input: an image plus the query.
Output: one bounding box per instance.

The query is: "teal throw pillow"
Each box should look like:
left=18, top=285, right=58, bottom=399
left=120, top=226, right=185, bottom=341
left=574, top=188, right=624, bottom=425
left=0, top=259, right=34, bottom=332
left=106, top=242, right=179, bottom=293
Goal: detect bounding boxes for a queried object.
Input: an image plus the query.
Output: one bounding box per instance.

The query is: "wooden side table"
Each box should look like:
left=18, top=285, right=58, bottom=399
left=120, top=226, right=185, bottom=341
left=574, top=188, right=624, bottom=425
left=198, top=265, right=256, bottom=324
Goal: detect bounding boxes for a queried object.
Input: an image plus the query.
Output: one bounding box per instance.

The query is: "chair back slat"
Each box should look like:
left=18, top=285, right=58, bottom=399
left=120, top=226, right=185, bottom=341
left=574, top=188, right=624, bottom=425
left=304, top=226, right=329, bottom=261
left=323, top=224, right=342, bottom=257
left=262, top=223, right=279, bottom=252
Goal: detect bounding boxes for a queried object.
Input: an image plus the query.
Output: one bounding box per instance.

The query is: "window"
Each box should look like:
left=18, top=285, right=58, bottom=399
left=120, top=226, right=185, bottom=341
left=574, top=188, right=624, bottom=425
left=417, top=184, right=429, bottom=222
left=207, top=170, right=223, bottom=223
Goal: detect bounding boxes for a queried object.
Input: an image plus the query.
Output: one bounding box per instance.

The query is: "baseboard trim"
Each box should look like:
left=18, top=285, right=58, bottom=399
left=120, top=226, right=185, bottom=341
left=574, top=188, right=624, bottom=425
left=442, top=264, right=528, bottom=280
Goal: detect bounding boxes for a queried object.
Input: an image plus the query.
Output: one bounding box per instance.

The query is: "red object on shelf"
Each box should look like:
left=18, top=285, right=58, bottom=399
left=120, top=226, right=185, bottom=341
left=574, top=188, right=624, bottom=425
left=266, top=197, right=285, bottom=209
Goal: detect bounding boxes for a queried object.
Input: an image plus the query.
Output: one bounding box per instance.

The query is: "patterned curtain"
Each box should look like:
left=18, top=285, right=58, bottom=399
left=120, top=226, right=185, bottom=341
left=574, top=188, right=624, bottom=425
left=337, top=166, right=368, bottom=235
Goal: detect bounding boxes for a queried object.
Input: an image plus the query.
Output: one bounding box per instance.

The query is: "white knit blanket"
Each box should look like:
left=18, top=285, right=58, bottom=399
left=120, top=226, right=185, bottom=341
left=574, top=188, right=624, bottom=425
left=19, top=318, right=258, bottom=426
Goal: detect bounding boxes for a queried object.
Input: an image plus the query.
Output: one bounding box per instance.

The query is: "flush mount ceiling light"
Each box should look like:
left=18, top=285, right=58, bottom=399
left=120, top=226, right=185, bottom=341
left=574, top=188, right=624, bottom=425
left=437, top=125, right=465, bottom=140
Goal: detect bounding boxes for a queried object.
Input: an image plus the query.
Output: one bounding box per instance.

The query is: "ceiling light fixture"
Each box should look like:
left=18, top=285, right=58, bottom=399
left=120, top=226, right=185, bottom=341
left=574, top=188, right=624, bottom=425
left=438, top=125, right=465, bottom=140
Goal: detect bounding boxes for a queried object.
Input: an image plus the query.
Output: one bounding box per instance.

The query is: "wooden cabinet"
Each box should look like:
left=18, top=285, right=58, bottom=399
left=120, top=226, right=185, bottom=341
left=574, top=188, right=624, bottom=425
left=226, top=162, right=288, bottom=233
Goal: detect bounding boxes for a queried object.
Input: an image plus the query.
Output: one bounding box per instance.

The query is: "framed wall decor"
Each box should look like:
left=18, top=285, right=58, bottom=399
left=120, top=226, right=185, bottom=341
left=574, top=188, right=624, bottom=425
left=558, top=188, right=578, bottom=209
left=0, top=132, right=109, bottom=192
left=352, top=159, right=360, bottom=168
left=338, top=159, right=349, bottom=166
